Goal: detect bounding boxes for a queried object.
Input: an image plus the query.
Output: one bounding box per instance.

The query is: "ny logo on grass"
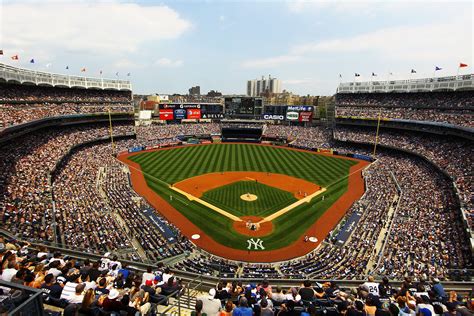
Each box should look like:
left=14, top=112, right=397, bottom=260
left=247, top=238, right=265, bottom=250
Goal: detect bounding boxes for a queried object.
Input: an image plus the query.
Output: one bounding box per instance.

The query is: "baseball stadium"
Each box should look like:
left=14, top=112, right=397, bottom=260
left=0, top=1, right=473, bottom=315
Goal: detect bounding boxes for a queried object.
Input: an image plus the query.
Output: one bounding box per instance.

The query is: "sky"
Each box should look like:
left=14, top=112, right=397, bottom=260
left=0, top=0, right=472, bottom=96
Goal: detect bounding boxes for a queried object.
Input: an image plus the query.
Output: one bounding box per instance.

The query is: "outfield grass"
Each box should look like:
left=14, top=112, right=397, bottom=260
left=202, top=180, right=297, bottom=218
left=129, top=144, right=358, bottom=251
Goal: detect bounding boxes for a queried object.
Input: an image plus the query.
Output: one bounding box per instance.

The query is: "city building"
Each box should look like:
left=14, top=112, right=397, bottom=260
left=188, top=85, right=201, bottom=96
left=247, top=75, right=282, bottom=96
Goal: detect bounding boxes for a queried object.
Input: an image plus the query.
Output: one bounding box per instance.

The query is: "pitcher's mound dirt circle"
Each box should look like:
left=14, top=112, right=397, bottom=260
left=240, top=193, right=258, bottom=201
left=233, top=216, right=273, bottom=237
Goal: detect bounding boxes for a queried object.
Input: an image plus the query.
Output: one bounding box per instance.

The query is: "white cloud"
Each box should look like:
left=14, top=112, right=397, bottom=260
left=154, top=58, right=183, bottom=68
left=243, top=14, right=471, bottom=72
left=290, top=15, right=472, bottom=62
left=241, top=55, right=303, bottom=68
left=219, top=15, right=226, bottom=22
left=2, top=1, right=192, bottom=55
left=282, top=78, right=314, bottom=85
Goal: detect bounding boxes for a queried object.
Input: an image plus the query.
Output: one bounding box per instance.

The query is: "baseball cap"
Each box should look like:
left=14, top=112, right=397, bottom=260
left=108, top=289, right=120, bottom=300
left=209, top=288, right=216, bottom=298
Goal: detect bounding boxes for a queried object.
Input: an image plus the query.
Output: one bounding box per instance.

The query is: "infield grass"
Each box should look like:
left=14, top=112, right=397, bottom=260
left=202, top=180, right=298, bottom=218
left=129, top=144, right=358, bottom=251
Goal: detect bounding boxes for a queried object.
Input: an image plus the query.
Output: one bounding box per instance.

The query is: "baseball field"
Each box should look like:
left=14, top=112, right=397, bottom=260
left=118, top=143, right=370, bottom=262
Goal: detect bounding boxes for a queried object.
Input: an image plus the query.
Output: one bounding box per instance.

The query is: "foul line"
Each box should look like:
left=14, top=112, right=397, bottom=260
left=257, top=187, right=327, bottom=224
left=170, top=186, right=242, bottom=222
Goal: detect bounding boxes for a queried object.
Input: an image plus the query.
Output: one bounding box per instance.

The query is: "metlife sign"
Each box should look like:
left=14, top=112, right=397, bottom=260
left=287, top=105, right=313, bottom=112
left=262, top=114, right=285, bottom=120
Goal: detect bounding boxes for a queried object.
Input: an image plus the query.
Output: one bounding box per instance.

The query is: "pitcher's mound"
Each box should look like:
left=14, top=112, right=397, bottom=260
left=240, top=193, right=258, bottom=201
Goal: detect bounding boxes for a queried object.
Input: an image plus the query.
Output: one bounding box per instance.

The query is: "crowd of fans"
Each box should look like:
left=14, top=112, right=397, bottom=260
left=1, top=238, right=473, bottom=315
left=335, top=107, right=473, bottom=129
left=0, top=103, right=133, bottom=129
left=0, top=83, right=131, bottom=103
left=0, top=123, right=134, bottom=248
left=334, top=126, right=473, bottom=227
left=0, top=83, right=133, bottom=130
left=264, top=125, right=332, bottom=148
left=335, top=91, right=474, bottom=109
left=0, top=239, right=186, bottom=315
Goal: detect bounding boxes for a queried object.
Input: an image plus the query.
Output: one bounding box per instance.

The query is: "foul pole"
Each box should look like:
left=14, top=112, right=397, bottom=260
left=372, top=108, right=382, bottom=158
left=108, top=106, right=115, bottom=153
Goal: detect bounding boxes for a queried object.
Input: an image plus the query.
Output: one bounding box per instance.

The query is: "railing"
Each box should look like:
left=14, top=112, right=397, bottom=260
left=0, top=281, right=45, bottom=316
left=0, top=62, right=132, bottom=91
left=337, top=74, right=474, bottom=93
left=157, top=274, right=204, bottom=315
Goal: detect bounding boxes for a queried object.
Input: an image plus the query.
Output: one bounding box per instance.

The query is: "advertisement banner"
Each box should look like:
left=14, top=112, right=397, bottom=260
left=174, top=108, right=186, bottom=120
left=159, top=109, right=174, bottom=120
left=286, top=111, right=299, bottom=121
left=287, top=105, right=313, bottom=112
left=187, top=108, right=201, bottom=119
left=262, top=114, right=285, bottom=120
left=299, top=111, right=313, bottom=122
left=201, top=113, right=224, bottom=119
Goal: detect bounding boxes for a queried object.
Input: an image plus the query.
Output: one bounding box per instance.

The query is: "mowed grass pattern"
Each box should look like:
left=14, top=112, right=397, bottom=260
left=130, top=144, right=354, bottom=186
left=129, top=144, right=358, bottom=251
left=202, top=181, right=298, bottom=217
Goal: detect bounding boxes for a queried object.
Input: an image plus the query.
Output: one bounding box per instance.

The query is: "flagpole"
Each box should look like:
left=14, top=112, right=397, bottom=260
left=372, top=108, right=382, bottom=158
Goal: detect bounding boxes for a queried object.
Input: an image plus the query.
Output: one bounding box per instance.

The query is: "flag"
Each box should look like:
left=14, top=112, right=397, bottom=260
left=435, top=66, right=442, bottom=71
left=339, top=74, right=342, bottom=78
left=30, top=59, right=35, bottom=63
left=0, top=50, right=3, bottom=55
left=116, top=72, right=119, bottom=76
left=355, top=73, right=360, bottom=77
left=100, top=70, right=103, bottom=75
left=127, top=72, right=130, bottom=76
left=372, top=72, right=377, bottom=76
left=66, top=66, right=69, bottom=70
left=11, top=55, right=19, bottom=60
left=389, top=72, right=393, bottom=75
left=81, top=67, right=86, bottom=72
left=459, top=63, right=468, bottom=68
left=411, top=69, right=416, bottom=73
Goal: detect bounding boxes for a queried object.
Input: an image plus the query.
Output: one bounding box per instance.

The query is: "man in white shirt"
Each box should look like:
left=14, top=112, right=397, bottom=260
left=198, top=288, right=222, bottom=316
left=362, top=276, right=380, bottom=296
left=46, top=261, right=62, bottom=278
left=68, top=283, right=86, bottom=304
left=1, top=262, right=17, bottom=282
left=141, top=267, right=155, bottom=285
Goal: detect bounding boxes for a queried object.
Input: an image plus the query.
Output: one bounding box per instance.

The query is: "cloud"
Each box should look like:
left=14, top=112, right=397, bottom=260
left=282, top=78, right=315, bottom=85
left=154, top=58, right=184, bottom=68
left=2, top=1, right=191, bottom=55
left=243, top=14, right=471, bottom=72
left=241, top=55, right=303, bottom=68
left=219, top=15, right=226, bottom=22
left=290, top=15, right=471, bottom=62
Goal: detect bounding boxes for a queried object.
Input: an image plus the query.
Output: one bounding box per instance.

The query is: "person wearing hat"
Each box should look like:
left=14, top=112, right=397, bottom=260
left=197, top=288, right=222, bottom=316
left=102, top=288, right=127, bottom=313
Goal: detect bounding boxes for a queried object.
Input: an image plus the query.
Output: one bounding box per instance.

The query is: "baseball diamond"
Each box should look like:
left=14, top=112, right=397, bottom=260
left=118, top=143, right=370, bottom=261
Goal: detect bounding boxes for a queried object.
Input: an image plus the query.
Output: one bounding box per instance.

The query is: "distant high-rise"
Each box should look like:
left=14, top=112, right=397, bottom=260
left=188, top=86, right=201, bottom=96
left=247, top=75, right=282, bottom=96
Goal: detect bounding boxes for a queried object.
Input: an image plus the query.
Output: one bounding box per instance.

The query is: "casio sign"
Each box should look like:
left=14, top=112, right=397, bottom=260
left=286, top=111, right=299, bottom=120
left=263, top=114, right=284, bottom=120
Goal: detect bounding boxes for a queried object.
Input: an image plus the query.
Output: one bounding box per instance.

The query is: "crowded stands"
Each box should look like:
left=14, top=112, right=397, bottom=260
left=1, top=238, right=473, bottom=315
left=0, top=83, right=133, bottom=129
